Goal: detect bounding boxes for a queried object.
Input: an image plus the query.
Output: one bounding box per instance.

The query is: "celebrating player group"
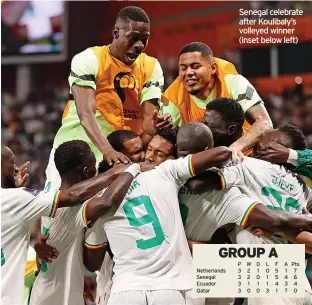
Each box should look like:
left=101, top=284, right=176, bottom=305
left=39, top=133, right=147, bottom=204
left=2, top=6, right=312, bottom=305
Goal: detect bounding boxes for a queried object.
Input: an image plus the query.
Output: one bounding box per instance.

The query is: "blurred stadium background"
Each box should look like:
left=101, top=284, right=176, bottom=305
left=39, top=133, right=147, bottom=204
left=2, top=0, right=312, bottom=191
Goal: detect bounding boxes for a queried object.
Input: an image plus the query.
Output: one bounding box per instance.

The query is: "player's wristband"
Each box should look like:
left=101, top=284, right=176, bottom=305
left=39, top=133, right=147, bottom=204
left=287, top=149, right=298, bottom=166
left=124, top=163, right=141, bottom=178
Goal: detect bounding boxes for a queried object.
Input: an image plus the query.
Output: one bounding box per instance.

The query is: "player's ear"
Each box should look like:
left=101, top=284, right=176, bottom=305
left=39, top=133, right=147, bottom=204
left=228, top=124, right=237, bottom=136
left=82, top=167, right=89, bottom=179
left=210, top=60, right=217, bottom=76
left=112, top=26, right=119, bottom=39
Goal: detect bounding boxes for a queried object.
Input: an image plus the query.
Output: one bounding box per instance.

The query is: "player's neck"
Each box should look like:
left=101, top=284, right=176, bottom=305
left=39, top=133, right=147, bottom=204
left=109, top=43, right=120, bottom=61
left=195, top=76, right=216, bottom=100
left=60, top=176, right=82, bottom=190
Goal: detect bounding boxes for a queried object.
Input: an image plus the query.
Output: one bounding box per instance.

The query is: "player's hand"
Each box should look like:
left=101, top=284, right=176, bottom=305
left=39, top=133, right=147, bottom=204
left=302, top=207, right=311, bottom=215
left=227, top=145, right=244, bottom=166
left=153, top=110, right=173, bottom=130
left=34, top=234, right=58, bottom=263
left=16, top=161, right=30, bottom=187
left=111, top=163, right=132, bottom=174
left=103, top=148, right=131, bottom=166
left=255, top=142, right=290, bottom=164
left=138, top=161, right=156, bottom=172
left=251, top=227, right=275, bottom=237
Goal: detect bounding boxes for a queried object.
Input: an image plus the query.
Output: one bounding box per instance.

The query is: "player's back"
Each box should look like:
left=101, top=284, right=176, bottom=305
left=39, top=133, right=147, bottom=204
left=216, top=157, right=312, bottom=245
left=104, top=158, right=193, bottom=294
left=30, top=205, right=87, bottom=305
left=179, top=186, right=260, bottom=243
left=220, top=156, right=311, bottom=214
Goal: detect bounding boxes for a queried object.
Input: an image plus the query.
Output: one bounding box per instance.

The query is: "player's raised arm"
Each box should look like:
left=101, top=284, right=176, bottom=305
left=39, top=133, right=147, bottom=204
left=84, top=164, right=141, bottom=221
left=139, top=60, right=172, bottom=146
left=245, top=204, right=312, bottom=235
left=70, top=49, right=130, bottom=165
left=190, top=146, right=232, bottom=175
left=227, top=74, right=273, bottom=153
left=57, top=165, right=128, bottom=209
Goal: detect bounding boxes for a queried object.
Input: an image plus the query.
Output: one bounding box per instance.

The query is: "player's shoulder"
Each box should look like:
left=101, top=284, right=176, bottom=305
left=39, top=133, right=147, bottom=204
left=72, top=46, right=105, bottom=62
left=1, top=187, right=41, bottom=205
left=2, top=187, right=40, bottom=197
left=224, top=73, right=250, bottom=88
left=137, top=52, right=161, bottom=71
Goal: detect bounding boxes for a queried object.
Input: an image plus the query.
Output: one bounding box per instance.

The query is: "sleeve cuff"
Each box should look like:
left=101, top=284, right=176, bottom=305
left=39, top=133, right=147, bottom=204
left=84, top=242, right=106, bottom=250
left=188, top=155, right=196, bottom=177
left=49, top=191, right=61, bottom=217
left=240, top=202, right=261, bottom=228
left=287, top=149, right=298, bottom=166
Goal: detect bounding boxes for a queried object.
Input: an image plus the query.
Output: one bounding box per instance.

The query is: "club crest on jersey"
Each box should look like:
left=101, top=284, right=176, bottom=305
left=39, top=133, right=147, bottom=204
left=22, top=188, right=40, bottom=196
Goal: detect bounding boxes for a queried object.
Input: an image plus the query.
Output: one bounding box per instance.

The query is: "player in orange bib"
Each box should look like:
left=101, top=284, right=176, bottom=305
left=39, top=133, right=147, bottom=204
left=45, top=6, right=168, bottom=192
left=162, top=42, right=273, bottom=160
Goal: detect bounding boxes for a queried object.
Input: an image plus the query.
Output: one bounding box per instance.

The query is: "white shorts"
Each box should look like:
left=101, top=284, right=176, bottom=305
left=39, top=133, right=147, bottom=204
left=107, top=290, right=186, bottom=305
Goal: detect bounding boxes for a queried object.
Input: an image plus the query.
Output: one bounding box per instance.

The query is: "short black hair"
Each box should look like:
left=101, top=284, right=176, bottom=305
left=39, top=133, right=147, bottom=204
left=107, top=130, right=139, bottom=152
left=179, top=42, right=213, bottom=58
left=116, top=6, right=150, bottom=24
left=277, top=124, right=306, bottom=150
left=54, top=140, right=95, bottom=176
left=177, top=122, right=213, bottom=154
left=206, top=98, right=245, bottom=129
left=156, top=127, right=179, bottom=146
left=98, top=160, right=113, bottom=175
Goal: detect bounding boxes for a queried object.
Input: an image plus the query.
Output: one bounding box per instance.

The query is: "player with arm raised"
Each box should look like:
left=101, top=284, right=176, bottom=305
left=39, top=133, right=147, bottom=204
left=0, top=143, right=134, bottom=305
left=162, top=42, right=273, bottom=161
left=45, top=6, right=169, bottom=192
left=85, top=128, right=230, bottom=305
left=30, top=140, right=140, bottom=305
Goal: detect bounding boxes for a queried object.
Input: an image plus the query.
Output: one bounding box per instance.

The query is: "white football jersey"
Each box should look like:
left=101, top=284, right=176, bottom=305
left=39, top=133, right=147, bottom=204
left=30, top=202, right=89, bottom=305
left=179, top=186, right=260, bottom=242
left=1, top=187, right=60, bottom=305
left=213, top=157, right=312, bottom=244
left=104, top=156, right=195, bottom=293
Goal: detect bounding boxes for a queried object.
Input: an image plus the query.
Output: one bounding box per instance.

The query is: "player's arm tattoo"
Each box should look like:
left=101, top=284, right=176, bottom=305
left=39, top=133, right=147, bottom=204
left=231, top=103, right=273, bottom=152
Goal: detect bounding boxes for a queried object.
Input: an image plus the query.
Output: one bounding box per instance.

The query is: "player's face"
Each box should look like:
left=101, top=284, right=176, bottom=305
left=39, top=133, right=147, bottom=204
left=179, top=52, right=216, bottom=97
left=254, top=130, right=292, bottom=157
left=203, top=110, right=229, bottom=147
left=114, top=21, right=150, bottom=66
left=2, top=148, right=18, bottom=188
left=122, top=136, right=145, bottom=162
left=145, top=135, right=175, bottom=166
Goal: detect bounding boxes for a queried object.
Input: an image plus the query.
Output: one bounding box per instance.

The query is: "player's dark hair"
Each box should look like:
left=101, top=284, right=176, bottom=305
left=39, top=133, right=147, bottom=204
left=177, top=122, right=213, bottom=154
left=117, top=6, right=150, bottom=24
left=98, top=160, right=113, bottom=175
left=156, top=127, right=179, bottom=146
left=277, top=124, right=306, bottom=150
left=107, top=130, right=139, bottom=152
left=206, top=98, right=245, bottom=129
left=54, top=140, right=95, bottom=176
left=179, top=42, right=213, bottom=58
